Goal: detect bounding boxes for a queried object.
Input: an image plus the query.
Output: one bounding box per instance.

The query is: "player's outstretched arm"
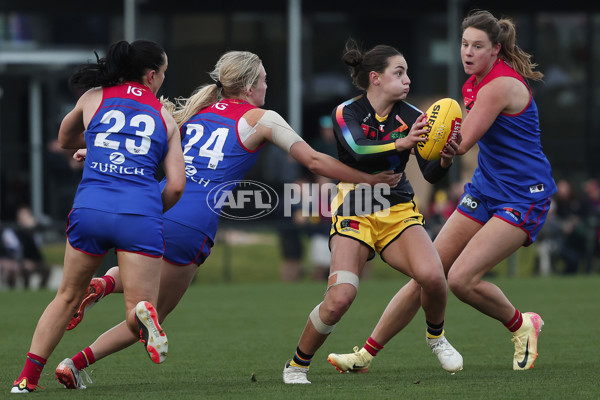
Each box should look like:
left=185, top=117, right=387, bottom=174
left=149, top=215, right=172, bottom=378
left=253, top=109, right=401, bottom=187
left=289, top=141, right=400, bottom=187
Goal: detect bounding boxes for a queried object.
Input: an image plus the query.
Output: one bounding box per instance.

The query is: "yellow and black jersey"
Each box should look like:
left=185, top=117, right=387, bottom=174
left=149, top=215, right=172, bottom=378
left=332, top=94, right=450, bottom=214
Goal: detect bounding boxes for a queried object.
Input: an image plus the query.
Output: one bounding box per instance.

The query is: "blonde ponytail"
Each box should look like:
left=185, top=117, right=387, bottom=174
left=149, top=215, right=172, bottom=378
left=171, top=51, right=262, bottom=127
left=171, top=85, right=219, bottom=127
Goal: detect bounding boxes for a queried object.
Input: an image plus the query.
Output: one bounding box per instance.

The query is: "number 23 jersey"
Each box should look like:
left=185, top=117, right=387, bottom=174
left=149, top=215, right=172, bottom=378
left=73, top=82, right=169, bottom=217
left=162, top=99, right=261, bottom=242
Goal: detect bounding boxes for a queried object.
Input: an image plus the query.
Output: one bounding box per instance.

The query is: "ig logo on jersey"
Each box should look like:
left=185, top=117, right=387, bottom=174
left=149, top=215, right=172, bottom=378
left=207, top=180, right=279, bottom=220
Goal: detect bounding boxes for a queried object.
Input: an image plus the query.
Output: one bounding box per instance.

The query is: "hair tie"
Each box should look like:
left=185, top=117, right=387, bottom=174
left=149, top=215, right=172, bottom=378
left=215, top=80, right=223, bottom=88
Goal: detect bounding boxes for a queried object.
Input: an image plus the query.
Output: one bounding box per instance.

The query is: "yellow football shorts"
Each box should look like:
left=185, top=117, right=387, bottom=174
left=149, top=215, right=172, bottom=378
left=329, top=185, right=424, bottom=260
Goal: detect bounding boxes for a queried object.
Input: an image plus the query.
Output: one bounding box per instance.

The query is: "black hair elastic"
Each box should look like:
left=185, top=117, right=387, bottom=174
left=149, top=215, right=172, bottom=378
left=215, top=80, right=223, bottom=88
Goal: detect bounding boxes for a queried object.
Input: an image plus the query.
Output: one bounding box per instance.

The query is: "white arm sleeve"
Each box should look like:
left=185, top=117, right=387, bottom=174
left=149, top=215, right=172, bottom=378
left=256, top=110, right=304, bottom=152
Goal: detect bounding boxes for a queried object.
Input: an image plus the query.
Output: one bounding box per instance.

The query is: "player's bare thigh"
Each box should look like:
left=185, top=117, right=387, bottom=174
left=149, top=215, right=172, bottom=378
left=60, top=241, right=103, bottom=299
left=448, top=216, right=527, bottom=282
left=157, top=261, right=198, bottom=320
left=381, top=225, right=443, bottom=282
left=329, top=234, right=370, bottom=276
left=117, top=251, right=163, bottom=313
left=434, top=210, right=482, bottom=275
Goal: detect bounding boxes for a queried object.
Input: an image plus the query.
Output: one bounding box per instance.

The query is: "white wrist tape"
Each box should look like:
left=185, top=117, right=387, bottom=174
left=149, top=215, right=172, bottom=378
left=257, top=110, right=304, bottom=152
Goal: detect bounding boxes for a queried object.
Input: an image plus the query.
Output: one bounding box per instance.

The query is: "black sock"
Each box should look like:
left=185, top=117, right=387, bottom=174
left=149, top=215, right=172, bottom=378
left=292, top=347, right=313, bottom=367
left=426, top=320, right=444, bottom=337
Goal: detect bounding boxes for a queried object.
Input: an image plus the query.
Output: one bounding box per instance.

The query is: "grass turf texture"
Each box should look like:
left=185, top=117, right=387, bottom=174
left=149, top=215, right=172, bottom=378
left=2, top=274, right=599, bottom=399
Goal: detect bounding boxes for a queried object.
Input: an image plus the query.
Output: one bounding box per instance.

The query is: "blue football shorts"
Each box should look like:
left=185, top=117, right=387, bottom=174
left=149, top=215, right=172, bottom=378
left=162, top=219, right=213, bottom=266
left=457, top=182, right=552, bottom=246
left=66, top=208, right=164, bottom=257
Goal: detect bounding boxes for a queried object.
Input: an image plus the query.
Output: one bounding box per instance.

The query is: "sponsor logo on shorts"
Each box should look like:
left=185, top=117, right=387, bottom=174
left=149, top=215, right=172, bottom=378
left=530, top=184, right=545, bottom=193
left=460, top=194, right=479, bottom=212
left=403, top=217, right=419, bottom=224
left=340, top=219, right=360, bottom=233
left=503, top=207, right=522, bottom=222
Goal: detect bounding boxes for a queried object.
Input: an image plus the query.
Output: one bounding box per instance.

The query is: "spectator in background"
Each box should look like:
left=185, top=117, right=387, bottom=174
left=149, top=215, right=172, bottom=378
left=534, top=201, right=560, bottom=276
left=14, top=205, right=51, bottom=290
left=581, top=179, right=600, bottom=273
left=425, top=182, right=463, bottom=240
left=0, top=207, right=50, bottom=290
left=293, top=172, right=333, bottom=281
left=278, top=223, right=305, bottom=281
left=285, top=115, right=337, bottom=281
left=279, top=175, right=308, bottom=282
left=553, top=178, right=588, bottom=274
left=426, top=189, right=453, bottom=240
left=310, top=115, right=338, bottom=158
left=0, top=221, right=22, bottom=289
left=278, top=113, right=340, bottom=282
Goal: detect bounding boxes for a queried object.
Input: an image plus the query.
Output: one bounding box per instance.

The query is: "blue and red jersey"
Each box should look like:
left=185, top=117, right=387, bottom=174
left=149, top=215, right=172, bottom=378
left=162, top=99, right=262, bottom=242
left=462, top=59, right=556, bottom=202
left=73, top=82, right=169, bottom=217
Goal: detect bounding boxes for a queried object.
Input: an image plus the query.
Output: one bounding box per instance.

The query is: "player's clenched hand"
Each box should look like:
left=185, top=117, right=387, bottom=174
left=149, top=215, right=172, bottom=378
left=394, top=113, right=429, bottom=152
left=440, top=132, right=461, bottom=168
left=73, top=148, right=87, bottom=162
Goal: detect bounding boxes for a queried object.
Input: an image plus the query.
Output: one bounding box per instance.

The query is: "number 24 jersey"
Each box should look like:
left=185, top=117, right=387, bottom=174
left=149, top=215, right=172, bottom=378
left=162, top=99, right=261, bottom=242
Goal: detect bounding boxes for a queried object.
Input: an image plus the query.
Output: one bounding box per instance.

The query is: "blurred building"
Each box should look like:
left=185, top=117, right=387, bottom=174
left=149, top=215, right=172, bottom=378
left=1, top=0, right=599, bottom=226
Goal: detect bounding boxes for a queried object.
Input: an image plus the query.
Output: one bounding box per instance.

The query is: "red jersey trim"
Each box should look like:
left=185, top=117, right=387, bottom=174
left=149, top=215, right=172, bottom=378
left=464, top=59, right=532, bottom=117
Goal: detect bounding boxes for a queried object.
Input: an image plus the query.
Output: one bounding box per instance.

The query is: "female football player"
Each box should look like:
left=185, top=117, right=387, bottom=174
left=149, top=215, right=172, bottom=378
left=329, top=9, right=556, bottom=373
left=283, top=39, right=462, bottom=384
left=11, top=39, right=185, bottom=393
left=54, top=50, right=402, bottom=390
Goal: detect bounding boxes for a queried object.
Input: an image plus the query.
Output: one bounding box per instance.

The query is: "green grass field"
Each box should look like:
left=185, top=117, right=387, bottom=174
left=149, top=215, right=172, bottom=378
left=2, top=271, right=599, bottom=399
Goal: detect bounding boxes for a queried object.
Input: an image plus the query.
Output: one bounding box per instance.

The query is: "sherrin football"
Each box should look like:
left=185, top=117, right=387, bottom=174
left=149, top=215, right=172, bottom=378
left=417, top=98, right=462, bottom=161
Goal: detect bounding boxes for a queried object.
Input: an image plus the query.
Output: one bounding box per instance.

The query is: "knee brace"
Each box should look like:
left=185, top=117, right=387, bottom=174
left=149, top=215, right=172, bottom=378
left=325, top=270, right=359, bottom=293
left=309, top=302, right=336, bottom=335
left=308, top=271, right=360, bottom=335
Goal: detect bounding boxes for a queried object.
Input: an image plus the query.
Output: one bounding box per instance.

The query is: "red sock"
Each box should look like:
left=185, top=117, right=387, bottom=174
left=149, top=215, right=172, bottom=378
left=504, top=309, right=523, bottom=332
left=101, top=275, right=116, bottom=295
left=363, top=337, right=384, bottom=356
left=16, top=352, right=47, bottom=386
left=72, top=347, right=96, bottom=370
